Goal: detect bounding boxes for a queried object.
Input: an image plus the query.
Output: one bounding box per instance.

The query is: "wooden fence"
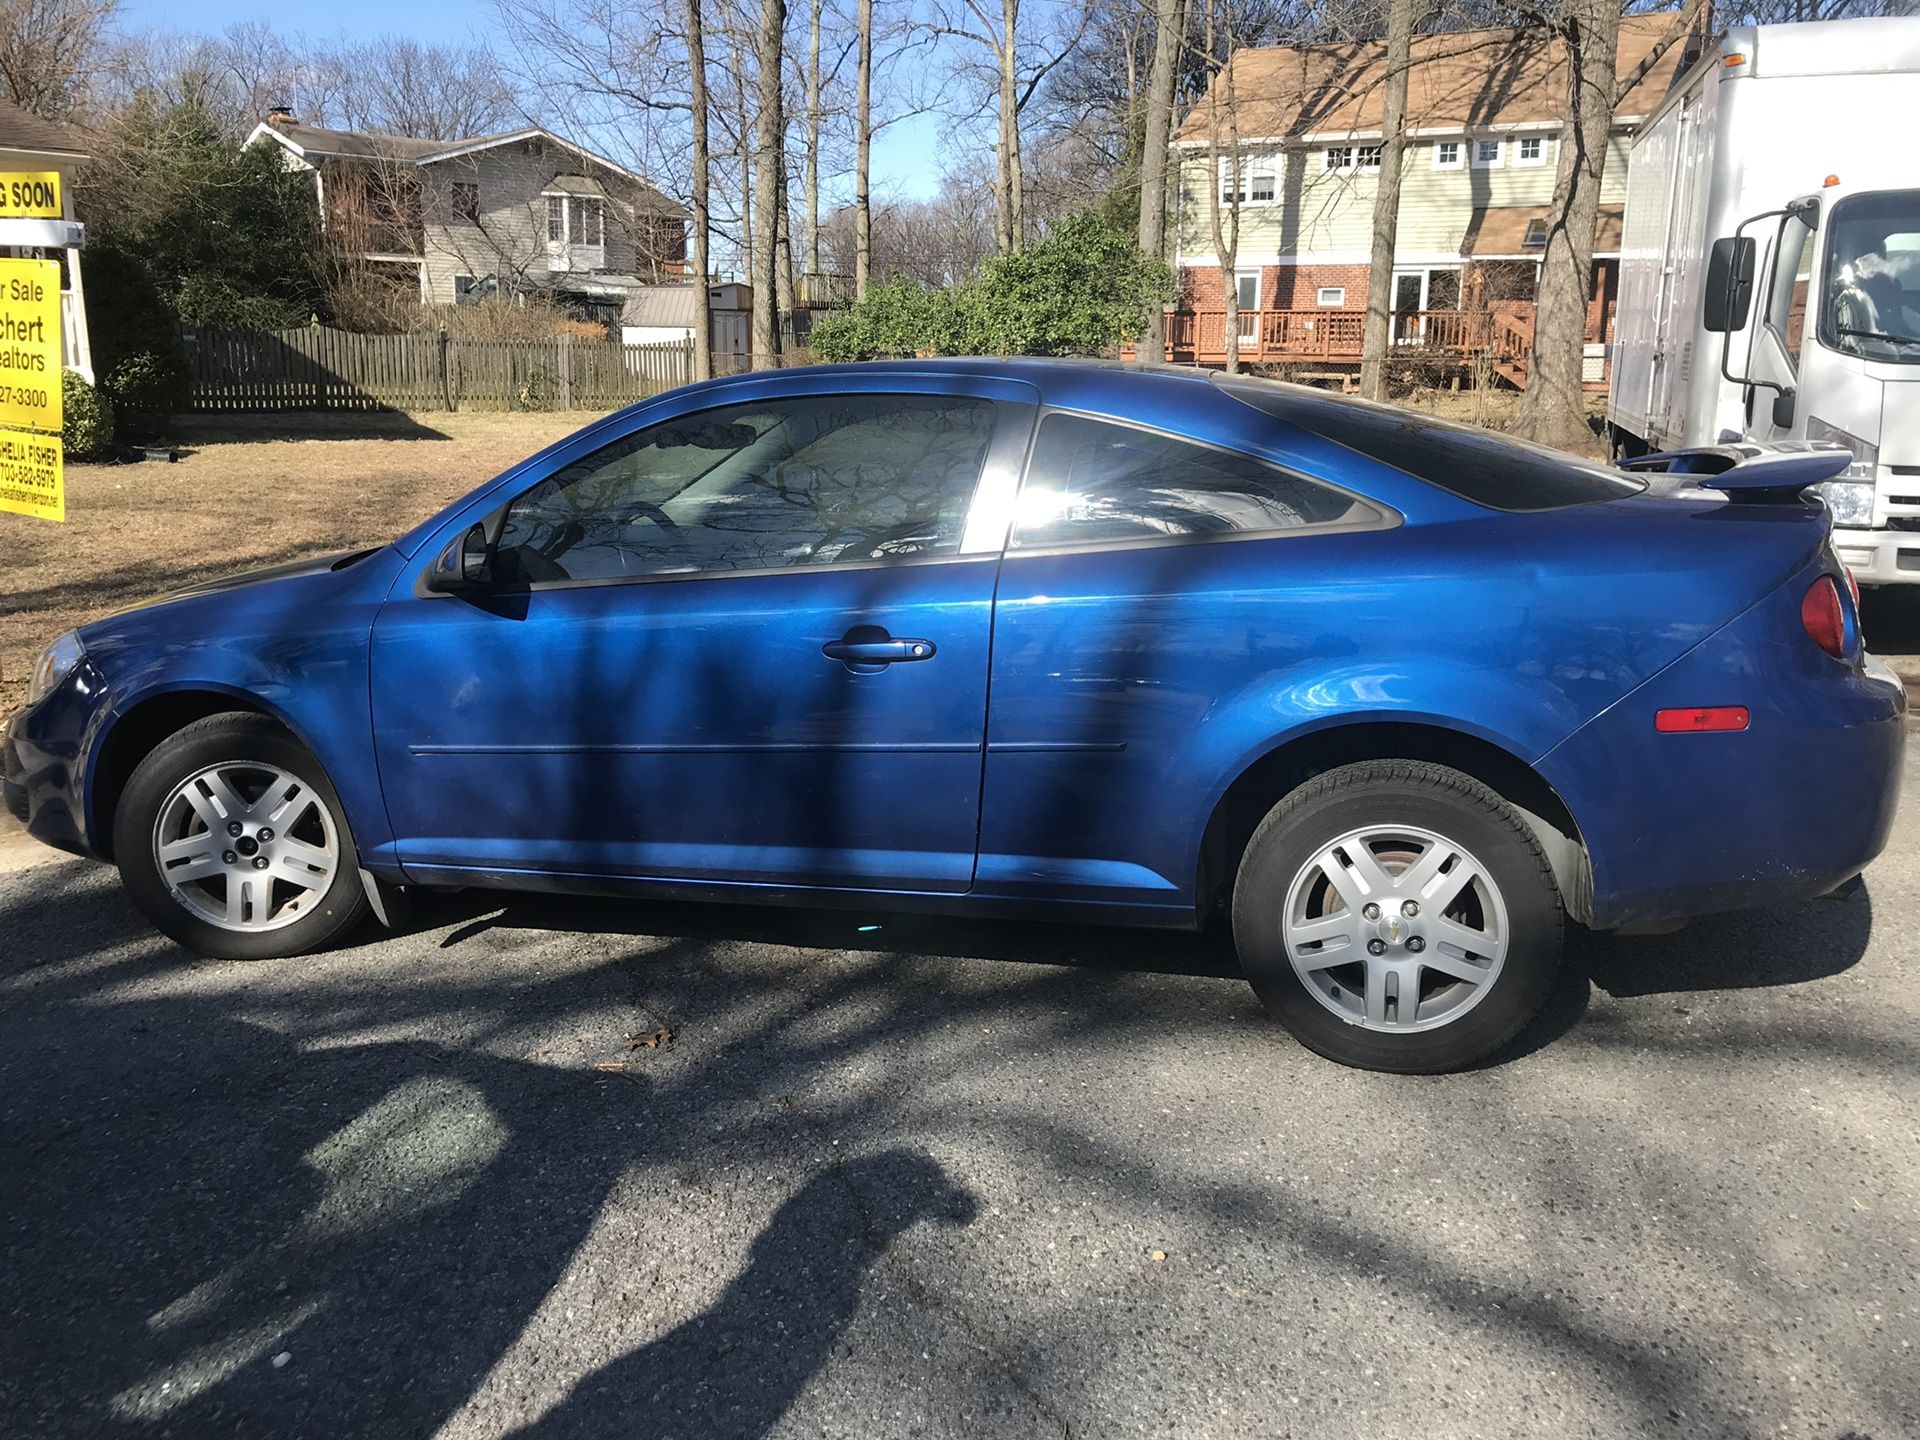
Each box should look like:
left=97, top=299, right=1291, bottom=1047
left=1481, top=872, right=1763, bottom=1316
left=181, top=325, right=695, bottom=414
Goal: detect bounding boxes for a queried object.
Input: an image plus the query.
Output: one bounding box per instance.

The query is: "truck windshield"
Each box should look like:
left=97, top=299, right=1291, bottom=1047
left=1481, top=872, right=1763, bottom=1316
left=1820, top=191, right=1920, bottom=365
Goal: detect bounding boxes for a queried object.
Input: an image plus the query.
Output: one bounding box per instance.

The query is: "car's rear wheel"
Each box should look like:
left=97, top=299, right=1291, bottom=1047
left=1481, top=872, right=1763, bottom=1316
left=1232, top=760, right=1563, bottom=1073
left=113, top=713, right=370, bottom=959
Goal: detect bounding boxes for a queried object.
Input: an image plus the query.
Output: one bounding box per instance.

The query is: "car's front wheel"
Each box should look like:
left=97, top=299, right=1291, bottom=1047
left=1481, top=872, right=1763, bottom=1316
left=1233, top=760, right=1563, bottom=1073
left=113, top=712, right=370, bottom=959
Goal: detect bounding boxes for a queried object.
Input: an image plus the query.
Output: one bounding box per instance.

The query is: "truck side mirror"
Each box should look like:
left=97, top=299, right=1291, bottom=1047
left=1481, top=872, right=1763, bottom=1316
left=1704, top=236, right=1756, bottom=333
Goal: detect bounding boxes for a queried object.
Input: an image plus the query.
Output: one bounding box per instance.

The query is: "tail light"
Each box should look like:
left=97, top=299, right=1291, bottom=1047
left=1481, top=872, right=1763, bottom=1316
left=1801, top=575, right=1847, bottom=658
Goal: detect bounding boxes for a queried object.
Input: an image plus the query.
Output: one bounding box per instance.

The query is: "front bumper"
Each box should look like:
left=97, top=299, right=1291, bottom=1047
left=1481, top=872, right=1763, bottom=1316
left=3, top=660, right=113, bottom=860
left=1831, top=527, right=1920, bottom=585
left=1540, top=586, right=1906, bottom=930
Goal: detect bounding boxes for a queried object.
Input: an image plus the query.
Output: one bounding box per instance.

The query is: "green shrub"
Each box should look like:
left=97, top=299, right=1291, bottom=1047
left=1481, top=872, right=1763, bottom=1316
left=809, top=213, right=1173, bottom=362
left=61, top=371, right=115, bottom=460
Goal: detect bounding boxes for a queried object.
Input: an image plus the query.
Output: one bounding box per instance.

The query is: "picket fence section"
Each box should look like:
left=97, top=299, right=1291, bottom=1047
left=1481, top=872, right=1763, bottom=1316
left=182, top=325, right=695, bottom=414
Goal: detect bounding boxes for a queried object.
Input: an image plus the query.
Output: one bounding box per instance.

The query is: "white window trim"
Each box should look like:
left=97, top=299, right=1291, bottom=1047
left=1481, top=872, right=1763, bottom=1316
left=1355, top=144, right=1382, bottom=172
left=1316, top=286, right=1346, bottom=307
left=1471, top=138, right=1504, bottom=170
left=1513, top=136, right=1548, bottom=168
left=1217, top=154, right=1280, bottom=207
left=1433, top=140, right=1463, bottom=171
left=1322, top=145, right=1355, bottom=174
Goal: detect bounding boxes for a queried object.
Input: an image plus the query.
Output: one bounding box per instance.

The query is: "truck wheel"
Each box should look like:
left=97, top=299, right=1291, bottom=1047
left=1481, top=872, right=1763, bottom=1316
left=1233, top=761, right=1563, bottom=1073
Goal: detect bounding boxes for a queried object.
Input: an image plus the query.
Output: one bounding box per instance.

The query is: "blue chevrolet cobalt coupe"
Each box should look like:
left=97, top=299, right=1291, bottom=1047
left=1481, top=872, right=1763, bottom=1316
left=5, top=361, right=1905, bottom=1070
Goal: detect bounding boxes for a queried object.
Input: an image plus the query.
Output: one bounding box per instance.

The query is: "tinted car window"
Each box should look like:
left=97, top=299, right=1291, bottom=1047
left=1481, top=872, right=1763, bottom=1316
left=1011, top=412, right=1364, bottom=549
left=496, top=394, right=999, bottom=583
left=1217, top=376, right=1643, bottom=511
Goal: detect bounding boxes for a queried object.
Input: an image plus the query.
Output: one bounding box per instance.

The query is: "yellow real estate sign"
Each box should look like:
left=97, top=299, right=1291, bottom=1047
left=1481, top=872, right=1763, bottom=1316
left=0, top=426, right=63, bottom=521
left=0, top=171, right=60, bottom=219
left=0, top=252, right=62, bottom=521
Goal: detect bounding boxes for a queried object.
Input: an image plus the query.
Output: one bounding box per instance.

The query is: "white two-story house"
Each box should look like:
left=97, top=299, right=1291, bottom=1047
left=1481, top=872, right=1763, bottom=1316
left=1167, top=13, right=1694, bottom=380
left=246, top=112, right=688, bottom=328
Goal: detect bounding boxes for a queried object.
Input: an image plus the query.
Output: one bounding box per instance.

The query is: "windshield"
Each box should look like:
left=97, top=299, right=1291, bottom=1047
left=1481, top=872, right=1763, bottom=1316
left=1820, top=190, right=1920, bottom=365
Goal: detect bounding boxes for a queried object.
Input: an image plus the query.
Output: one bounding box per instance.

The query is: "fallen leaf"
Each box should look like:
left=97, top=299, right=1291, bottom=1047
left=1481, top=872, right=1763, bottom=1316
left=628, top=1024, right=675, bottom=1050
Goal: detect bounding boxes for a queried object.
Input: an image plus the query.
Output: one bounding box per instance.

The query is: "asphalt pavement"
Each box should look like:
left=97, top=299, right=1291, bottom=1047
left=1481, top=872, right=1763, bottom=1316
left=2, top=748, right=1916, bottom=1440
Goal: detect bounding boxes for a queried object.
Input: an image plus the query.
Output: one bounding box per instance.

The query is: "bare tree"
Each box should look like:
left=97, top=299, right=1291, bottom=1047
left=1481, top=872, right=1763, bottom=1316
left=855, top=0, right=874, bottom=296
left=689, top=0, right=713, bottom=380
left=804, top=0, right=825, bottom=276
left=1136, top=0, right=1187, bottom=361
left=1358, top=0, right=1416, bottom=400
left=751, top=0, right=786, bottom=367
left=1199, top=0, right=1244, bottom=373
left=1514, top=0, right=1704, bottom=449
left=0, top=0, right=115, bottom=119
left=329, top=37, right=517, bottom=140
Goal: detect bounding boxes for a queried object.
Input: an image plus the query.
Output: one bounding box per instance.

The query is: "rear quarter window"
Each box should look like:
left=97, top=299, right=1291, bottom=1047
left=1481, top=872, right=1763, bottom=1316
left=1218, top=377, right=1644, bottom=512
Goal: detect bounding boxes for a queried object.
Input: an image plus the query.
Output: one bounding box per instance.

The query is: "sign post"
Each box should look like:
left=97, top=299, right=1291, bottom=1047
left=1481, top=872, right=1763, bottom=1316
left=0, top=171, right=66, bottom=520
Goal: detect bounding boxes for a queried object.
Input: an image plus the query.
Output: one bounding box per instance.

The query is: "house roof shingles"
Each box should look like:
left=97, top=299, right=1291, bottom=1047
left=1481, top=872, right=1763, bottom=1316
left=0, top=98, right=86, bottom=159
left=1175, top=13, right=1694, bottom=145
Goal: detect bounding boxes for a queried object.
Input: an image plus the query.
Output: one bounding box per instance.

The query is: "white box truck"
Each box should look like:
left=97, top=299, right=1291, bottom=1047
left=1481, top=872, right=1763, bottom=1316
left=1608, top=17, right=1920, bottom=584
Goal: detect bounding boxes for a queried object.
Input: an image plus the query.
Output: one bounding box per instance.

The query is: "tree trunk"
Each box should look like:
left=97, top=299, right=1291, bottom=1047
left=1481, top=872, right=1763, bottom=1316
left=687, top=0, right=712, bottom=381
left=734, top=30, right=753, bottom=287
left=776, top=161, right=798, bottom=349
left=804, top=0, right=822, bottom=280
left=751, top=0, right=786, bottom=370
left=1358, top=0, right=1415, bottom=401
left=1513, top=0, right=1616, bottom=449
left=996, top=0, right=1021, bottom=253
left=855, top=0, right=872, bottom=298
left=1203, top=0, right=1240, bottom=373
left=1136, top=0, right=1185, bottom=362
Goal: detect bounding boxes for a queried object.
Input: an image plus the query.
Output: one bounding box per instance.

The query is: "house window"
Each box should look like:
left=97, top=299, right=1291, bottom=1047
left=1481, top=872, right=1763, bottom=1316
left=1516, top=136, right=1546, bottom=166
left=453, top=274, right=477, bottom=303
left=1323, top=145, right=1353, bottom=173
left=1522, top=218, right=1549, bottom=249
left=1473, top=138, right=1503, bottom=168
left=571, top=197, right=605, bottom=247
left=1434, top=140, right=1462, bottom=170
left=1219, top=156, right=1277, bottom=205
left=450, top=182, right=479, bottom=221
left=545, top=195, right=607, bottom=249
left=1357, top=145, right=1382, bottom=170
left=1316, top=286, right=1346, bottom=307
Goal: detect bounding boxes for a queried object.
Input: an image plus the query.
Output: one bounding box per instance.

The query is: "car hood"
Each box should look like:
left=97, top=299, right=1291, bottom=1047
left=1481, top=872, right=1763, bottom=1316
left=159, top=547, right=385, bottom=602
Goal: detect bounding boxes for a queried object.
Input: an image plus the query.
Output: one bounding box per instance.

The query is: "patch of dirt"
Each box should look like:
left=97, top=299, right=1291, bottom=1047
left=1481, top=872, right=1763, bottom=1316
left=0, top=410, right=608, bottom=714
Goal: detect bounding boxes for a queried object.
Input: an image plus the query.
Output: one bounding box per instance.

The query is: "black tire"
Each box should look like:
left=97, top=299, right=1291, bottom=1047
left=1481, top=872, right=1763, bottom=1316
left=1232, top=760, right=1563, bottom=1073
left=113, top=712, right=371, bottom=960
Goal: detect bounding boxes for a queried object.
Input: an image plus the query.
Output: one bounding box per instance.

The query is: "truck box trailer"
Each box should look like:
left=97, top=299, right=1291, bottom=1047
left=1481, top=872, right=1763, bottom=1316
left=1608, top=17, right=1920, bottom=584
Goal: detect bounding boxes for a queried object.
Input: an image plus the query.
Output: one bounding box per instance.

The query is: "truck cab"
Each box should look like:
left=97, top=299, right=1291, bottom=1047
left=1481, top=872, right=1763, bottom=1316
left=1725, top=183, right=1920, bottom=583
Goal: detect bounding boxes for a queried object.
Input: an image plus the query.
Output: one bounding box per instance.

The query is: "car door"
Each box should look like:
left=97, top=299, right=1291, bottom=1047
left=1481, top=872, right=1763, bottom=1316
left=370, top=377, right=1036, bottom=893
left=974, top=406, right=1393, bottom=912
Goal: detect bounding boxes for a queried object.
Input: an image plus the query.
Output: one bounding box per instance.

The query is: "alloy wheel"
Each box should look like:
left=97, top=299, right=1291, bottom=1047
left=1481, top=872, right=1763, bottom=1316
left=150, top=760, right=340, bottom=933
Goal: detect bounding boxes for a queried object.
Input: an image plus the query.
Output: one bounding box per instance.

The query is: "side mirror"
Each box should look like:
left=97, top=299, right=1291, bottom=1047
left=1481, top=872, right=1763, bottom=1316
left=425, top=523, right=493, bottom=593
left=1704, top=236, right=1756, bottom=333
left=1772, top=388, right=1796, bottom=430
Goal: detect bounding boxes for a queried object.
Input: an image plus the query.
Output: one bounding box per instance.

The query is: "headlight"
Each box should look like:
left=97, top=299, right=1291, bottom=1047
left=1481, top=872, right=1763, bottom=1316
left=26, top=631, right=84, bottom=705
left=1816, top=479, right=1875, bottom=527
left=1805, top=416, right=1879, bottom=481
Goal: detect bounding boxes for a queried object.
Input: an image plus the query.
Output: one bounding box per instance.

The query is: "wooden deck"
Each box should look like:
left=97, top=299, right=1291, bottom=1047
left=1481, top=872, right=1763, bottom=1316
left=1136, top=302, right=1609, bottom=391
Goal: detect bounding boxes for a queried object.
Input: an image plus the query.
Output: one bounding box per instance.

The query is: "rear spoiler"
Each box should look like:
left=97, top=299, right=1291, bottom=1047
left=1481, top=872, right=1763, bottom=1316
left=1616, top=441, right=1853, bottom=494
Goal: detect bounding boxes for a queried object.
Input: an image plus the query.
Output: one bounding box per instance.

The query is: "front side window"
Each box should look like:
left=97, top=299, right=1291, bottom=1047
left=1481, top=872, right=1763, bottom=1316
left=1516, top=136, right=1544, bottom=165
left=1434, top=141, right=1461, bottom=170
left=1011, top=413, right=1365, bottom=549
left=1766, top=210, right=1816, bottom=370
left=1473, top=138, right=1502, bottom=168
left=494, top=394, right=1001, bottom=584
left=1819, top=190, right=1920, bottom=365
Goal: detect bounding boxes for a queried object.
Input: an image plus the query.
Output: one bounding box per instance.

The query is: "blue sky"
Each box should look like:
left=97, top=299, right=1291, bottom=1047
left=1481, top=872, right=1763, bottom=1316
left=122, top=0, right=947, bottom=202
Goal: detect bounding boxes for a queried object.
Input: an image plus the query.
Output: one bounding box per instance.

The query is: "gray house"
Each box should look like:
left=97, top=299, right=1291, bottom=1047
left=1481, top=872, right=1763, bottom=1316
left=246, top=111, right=688, bottom=326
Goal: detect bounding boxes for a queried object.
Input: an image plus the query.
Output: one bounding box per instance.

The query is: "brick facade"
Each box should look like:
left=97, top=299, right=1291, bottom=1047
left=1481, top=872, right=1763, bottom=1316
left=1181, top=263, right=1372, bottom=312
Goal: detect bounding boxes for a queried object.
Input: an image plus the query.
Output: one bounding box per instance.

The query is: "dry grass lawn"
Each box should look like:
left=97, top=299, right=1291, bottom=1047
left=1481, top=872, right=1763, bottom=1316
left=1, top=410, right=608, bottom=714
